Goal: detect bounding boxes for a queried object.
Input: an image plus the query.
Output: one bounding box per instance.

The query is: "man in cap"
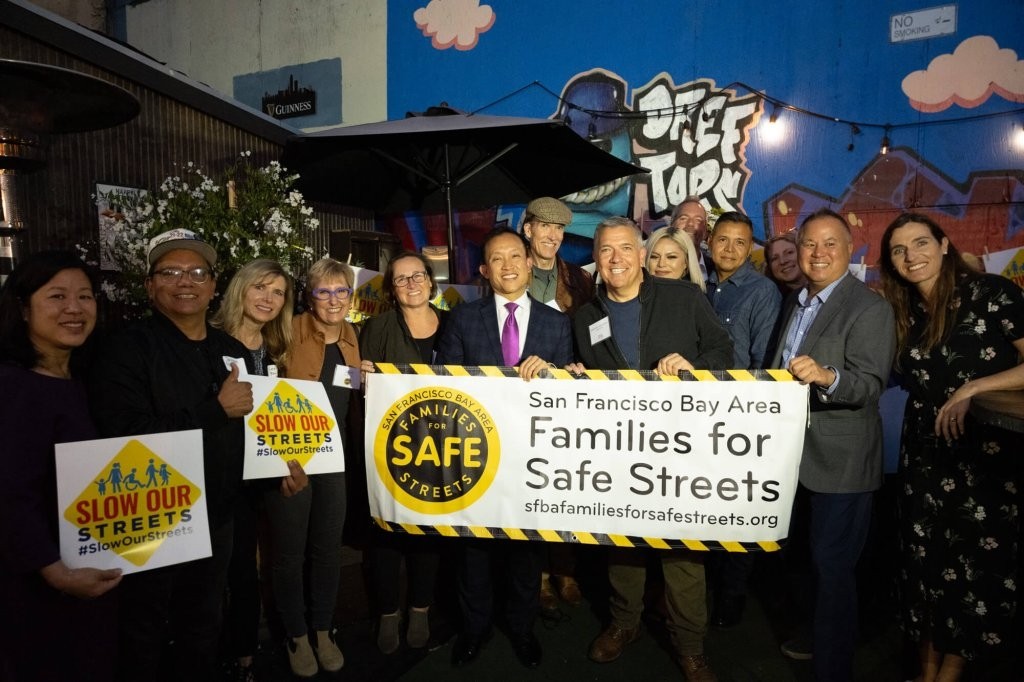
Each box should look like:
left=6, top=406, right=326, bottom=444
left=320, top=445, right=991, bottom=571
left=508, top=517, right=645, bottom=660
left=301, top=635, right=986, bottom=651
left=521, top=197, right=593, bottom=610
left=90, top=228, right=305, bottom=681
left=523, top=197, right=594, bottom=317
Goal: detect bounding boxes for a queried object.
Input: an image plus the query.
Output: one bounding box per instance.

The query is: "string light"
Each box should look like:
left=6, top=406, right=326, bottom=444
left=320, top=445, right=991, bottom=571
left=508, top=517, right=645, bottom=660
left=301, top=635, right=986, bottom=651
left=880, top=126, right=891, bottom=155
left=473, top=80, right=1024, bottom=152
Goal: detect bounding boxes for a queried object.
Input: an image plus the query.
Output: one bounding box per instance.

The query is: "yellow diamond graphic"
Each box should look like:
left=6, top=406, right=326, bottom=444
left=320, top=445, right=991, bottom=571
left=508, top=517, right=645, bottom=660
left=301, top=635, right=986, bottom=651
left=64, top=439, right=201, bottom=567
left=249, top=380, right=336, bottom=468
left=1001, top=249, right=1024, bottom=289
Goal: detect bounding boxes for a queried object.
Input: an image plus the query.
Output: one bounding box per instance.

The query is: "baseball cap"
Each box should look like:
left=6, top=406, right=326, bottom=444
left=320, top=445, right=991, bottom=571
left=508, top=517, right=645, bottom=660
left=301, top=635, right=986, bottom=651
left=147, top=228, right=218, bottom=269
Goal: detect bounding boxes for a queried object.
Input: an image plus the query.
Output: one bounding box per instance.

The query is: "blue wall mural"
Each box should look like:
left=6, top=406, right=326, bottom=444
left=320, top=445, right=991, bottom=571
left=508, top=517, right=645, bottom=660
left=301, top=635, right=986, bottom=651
left=385, top=0, right=1024, bottom=282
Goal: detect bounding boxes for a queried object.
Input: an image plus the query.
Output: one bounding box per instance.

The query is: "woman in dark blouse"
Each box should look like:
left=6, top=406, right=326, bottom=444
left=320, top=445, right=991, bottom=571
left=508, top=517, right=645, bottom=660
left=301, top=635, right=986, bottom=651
left=0, top=251, right=122, bottom=681
left=359, top=251, right=447, bottom=653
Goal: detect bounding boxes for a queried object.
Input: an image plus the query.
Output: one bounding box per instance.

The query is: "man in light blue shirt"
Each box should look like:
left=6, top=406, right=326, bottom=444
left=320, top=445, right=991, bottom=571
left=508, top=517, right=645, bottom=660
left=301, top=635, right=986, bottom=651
left=704, top=211, right=781, bottom=629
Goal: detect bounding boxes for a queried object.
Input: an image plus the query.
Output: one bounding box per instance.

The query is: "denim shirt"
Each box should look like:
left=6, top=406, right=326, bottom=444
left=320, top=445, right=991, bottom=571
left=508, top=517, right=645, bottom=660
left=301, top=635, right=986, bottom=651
left=706, top=260, right=782, bottom=369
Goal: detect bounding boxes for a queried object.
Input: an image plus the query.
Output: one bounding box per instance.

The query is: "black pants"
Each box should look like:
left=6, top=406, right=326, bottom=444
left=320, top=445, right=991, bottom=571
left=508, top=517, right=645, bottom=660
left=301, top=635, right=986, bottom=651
left=457, top=539, right=543, bottom=639
left=118, top=521, right=233, bottom=682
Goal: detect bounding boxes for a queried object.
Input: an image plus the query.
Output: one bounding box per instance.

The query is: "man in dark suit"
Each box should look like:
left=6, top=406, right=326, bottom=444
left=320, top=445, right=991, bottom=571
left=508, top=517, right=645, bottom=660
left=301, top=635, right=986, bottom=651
left=436, top=228, right=573, bottom=669
left=767, top=209, right=895, bottom=682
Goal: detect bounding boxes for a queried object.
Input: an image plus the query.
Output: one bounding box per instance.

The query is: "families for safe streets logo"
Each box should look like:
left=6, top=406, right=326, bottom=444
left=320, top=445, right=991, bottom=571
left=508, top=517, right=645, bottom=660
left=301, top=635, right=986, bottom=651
left=56, top=430, right=211, bottom=573
left=373, top=385, right=500, bottom=514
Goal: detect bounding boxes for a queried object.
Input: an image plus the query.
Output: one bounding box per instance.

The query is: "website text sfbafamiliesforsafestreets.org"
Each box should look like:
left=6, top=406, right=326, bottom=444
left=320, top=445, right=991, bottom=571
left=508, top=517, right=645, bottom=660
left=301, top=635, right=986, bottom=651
left=523, top=498, right=779, bottom=529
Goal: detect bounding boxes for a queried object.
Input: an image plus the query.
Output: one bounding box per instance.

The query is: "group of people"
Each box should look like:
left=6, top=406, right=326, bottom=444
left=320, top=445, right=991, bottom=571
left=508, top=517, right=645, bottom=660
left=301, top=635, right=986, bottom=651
left=1, top=193, right=1021, bottom=682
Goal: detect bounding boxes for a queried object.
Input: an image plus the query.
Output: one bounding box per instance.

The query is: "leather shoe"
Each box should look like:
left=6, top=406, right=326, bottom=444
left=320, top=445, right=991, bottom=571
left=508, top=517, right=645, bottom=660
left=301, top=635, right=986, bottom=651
left=451, top=634, right=483, bottom=666
left=539, top=574, right=559, bottom=611
left=511, top=632, right=542, bottom=668
left=556, top=575, right=583, bottom=606
left=678, top=653, right=719, bottom=682
left=710, top=594, right=745, bottom=629
left=588, top=623, right=642, bottom=663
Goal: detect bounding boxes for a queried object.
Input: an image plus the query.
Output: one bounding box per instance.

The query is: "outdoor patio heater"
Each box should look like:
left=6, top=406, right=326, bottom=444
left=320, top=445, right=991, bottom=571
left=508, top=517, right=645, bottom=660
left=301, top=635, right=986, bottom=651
left=0, top=59, right=139, bottom=283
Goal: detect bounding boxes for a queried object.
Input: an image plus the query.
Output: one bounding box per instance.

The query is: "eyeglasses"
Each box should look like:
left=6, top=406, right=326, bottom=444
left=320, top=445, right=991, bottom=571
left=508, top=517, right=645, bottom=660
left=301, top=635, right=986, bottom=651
left=392, top=271, right=428, bottom=287
left=310, top=286, right=353, bottom=301
left=673, top=215, right=706, bottom=227
left=153, top=267, right=212, bottom=284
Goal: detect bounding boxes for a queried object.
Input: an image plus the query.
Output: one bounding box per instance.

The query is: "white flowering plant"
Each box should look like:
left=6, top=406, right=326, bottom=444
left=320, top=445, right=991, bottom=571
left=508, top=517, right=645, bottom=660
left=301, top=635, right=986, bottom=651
left=86, top=152, right=317, bottom=312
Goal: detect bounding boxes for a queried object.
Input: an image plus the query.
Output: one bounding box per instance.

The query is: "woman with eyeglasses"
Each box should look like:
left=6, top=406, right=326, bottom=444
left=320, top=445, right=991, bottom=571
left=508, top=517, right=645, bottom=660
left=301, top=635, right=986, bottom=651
left=358, top=251, right=447, bottom=653
left=266, top=257, right=361, bottom=678
left=879, top=213, right=1024, bottom=681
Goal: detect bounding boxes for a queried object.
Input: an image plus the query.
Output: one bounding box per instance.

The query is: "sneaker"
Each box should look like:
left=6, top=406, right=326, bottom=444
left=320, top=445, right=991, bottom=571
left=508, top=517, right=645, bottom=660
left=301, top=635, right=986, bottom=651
left=679, top=653, right=719, bottom=682
left=314, top=629, right=344, bottom=672
left=377, top=612, right=401, bottom=654
left=540, top=573, right=559, bottom=611
left=780, top=636, right=813, bottom=661
left=588, top=623, right=642, bottom=663
left=407, top=607, right=430, bottom=649
left=287, top=635, right=318, bottom=678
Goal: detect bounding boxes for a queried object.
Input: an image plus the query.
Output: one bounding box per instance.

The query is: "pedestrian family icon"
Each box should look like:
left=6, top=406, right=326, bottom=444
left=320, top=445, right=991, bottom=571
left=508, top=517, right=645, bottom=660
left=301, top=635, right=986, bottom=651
left=56, top=431, right=210, bottom=572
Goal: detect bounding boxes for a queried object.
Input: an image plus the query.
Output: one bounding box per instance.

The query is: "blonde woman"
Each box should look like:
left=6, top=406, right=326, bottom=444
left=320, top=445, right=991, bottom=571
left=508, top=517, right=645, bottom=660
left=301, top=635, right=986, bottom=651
left=271, top=258, right=360, bottom=678
left=211, top=259, right=296, bottom=681
left=645, top=226, right=706, bottom=292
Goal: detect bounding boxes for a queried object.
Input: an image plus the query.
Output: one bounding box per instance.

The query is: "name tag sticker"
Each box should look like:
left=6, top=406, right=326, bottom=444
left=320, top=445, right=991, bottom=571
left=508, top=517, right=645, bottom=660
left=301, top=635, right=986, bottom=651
left=223, top=356, right=248, bottom=375
left=332, top=364, right=361, bottom=390
left=589, top=317, right=612, bottom=345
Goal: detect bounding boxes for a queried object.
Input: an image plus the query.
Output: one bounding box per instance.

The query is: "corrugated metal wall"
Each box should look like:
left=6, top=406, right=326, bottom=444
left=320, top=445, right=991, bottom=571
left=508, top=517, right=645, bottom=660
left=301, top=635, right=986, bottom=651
left=0, top=25, right=371, bottom=263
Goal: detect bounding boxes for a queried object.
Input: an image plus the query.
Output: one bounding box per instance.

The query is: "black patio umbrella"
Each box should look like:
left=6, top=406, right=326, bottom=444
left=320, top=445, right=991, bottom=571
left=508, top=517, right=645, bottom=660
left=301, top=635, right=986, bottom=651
left=281, top=105, right=647, bottom=281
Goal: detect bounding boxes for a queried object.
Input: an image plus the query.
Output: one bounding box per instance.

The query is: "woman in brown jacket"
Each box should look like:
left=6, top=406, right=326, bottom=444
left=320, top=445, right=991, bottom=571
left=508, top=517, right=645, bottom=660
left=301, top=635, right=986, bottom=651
left=266, top=257, right=360, bottom=678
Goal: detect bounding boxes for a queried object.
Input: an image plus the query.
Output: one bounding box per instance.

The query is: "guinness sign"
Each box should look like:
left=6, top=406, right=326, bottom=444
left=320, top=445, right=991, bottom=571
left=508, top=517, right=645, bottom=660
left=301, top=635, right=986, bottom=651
left=262, top=75, right=317, bottom=120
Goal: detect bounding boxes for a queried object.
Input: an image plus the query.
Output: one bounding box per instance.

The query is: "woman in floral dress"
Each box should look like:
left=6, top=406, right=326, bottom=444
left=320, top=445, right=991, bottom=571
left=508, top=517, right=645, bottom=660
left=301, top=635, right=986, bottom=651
left=880, top=213, right=1024, bottom=681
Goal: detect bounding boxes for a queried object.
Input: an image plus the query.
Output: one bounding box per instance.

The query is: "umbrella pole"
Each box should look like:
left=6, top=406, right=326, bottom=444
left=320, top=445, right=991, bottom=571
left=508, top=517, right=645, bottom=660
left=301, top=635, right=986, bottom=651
left=444, top=144, right=457, bottom=284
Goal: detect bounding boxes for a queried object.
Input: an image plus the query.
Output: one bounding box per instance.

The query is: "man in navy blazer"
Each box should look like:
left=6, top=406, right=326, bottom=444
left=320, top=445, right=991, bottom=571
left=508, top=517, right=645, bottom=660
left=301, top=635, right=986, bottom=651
left=766, top=209, right=895, bottom=682
left=436, top=228, right=573, bottom=669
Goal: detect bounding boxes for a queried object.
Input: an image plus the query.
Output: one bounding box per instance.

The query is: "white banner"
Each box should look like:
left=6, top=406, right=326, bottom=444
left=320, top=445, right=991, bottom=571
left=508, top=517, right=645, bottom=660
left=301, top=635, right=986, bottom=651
left=243, top=376, right=345, bottom=479
left=364, top=369, right=809, bottom=549
left=55, top=430, right=211, bottom=574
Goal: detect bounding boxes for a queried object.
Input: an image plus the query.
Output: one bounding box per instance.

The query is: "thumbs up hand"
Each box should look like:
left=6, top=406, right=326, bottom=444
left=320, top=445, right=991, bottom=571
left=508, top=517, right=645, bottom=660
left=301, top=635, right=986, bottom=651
left=218, top=363, right=254, bottom=417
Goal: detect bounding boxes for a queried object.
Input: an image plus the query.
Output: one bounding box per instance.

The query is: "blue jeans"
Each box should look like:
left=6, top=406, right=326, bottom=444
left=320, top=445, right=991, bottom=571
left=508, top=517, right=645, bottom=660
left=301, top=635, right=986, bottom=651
left=264, top=472, right=346, bottom=636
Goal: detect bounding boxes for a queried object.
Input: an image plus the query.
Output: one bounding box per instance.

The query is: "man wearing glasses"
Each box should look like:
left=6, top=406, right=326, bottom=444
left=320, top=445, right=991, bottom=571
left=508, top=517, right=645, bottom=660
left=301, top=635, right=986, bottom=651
left=89, top=229, right=300, bottom=680
left=670, top=195, right=711, bottom=281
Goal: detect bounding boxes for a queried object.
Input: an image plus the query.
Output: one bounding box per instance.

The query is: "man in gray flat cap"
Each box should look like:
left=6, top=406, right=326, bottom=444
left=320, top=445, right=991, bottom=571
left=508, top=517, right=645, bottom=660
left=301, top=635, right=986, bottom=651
left=520, top=196, right=594, bottom=612
left=522, top=197, right=594, bottom=317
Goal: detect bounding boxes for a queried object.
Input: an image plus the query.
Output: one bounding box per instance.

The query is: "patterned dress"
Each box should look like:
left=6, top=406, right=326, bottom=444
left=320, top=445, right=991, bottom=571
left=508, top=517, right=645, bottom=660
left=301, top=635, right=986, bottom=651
left=897, top=274, right=1024, bottom=660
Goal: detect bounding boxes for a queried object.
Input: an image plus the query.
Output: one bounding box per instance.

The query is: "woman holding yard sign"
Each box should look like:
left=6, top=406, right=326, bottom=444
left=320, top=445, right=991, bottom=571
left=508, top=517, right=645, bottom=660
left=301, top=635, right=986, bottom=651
left=0, top=251, right=122, bottom=681
left=267, top=257, right=361, bottom=678
left=211, top=258, right=300, bottom=682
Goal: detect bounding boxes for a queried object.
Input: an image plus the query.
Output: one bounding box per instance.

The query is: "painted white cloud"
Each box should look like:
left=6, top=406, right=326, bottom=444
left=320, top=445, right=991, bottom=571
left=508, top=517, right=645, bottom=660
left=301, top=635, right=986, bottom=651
left=902, top=35, right=1024, bottom=112
left=414, top=0, right=495, bottom=51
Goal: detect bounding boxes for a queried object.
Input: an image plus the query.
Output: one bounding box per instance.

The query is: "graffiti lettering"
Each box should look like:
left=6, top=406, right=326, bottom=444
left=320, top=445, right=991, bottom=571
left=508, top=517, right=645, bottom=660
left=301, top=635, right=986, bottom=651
left=632, top=76, right=760, bottom=216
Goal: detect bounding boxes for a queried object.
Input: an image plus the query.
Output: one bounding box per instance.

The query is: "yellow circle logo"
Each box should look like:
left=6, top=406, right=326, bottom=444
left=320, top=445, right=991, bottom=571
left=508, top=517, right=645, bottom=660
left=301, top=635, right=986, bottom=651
left=374, top=386, right=499, bottom=514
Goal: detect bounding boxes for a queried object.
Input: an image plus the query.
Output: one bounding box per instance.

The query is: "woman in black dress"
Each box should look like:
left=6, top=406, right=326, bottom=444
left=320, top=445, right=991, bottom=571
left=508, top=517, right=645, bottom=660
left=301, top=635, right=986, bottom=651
left=880, top=213, right=1024, bottom=681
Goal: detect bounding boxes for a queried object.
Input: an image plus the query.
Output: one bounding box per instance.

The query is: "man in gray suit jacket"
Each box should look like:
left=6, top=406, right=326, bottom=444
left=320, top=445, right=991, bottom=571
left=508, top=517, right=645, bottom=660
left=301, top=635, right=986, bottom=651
left=767, top=209, right=895, bottom=682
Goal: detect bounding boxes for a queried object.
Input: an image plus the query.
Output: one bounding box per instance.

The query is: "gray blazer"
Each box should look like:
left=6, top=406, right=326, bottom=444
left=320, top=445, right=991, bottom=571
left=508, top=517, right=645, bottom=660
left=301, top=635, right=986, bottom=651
left=767, top=275, right=896, bottom=494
